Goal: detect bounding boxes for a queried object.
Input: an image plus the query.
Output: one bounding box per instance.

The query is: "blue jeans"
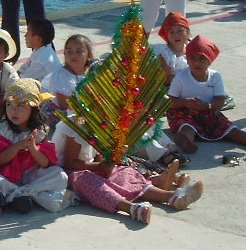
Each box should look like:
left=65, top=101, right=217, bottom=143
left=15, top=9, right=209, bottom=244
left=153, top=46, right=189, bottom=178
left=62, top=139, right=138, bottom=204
left=1, top=0, right=46, bottom=64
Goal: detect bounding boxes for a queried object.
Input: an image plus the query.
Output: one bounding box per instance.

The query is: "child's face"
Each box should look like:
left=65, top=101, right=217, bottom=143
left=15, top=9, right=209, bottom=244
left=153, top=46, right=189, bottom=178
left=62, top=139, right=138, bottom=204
left=167, top=25, right=189, bottom=46
left=0, top=44, right=8, bottom=63
left=25, top=26, right=38, bottom=49
left=187, top=54, right=210, bottom=79
left=64, top=40, right=92, bottom=72
left=6, top=100, right=32, bottom=130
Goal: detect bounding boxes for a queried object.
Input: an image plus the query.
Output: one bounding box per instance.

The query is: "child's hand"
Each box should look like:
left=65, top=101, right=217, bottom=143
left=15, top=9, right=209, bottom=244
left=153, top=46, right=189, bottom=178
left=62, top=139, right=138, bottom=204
left=94, top=154, right=104, bottom=162
left=185, top=98, right=203, bottom=114
left=15, top=139, right=29, bottom=151
left=26, top=130, right=38, bottom=151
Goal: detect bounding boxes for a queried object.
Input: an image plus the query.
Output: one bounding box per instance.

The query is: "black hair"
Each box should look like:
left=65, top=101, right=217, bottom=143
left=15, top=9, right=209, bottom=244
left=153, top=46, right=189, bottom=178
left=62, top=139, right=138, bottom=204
left=4, top=105, right=47, bottom=134
left=28, top=18, right=55, bottom=46
left=0, top=38, right=9, bottom=54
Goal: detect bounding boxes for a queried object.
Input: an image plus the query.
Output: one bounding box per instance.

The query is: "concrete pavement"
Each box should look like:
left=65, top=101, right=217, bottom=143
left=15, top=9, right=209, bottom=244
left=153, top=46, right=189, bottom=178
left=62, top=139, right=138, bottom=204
left=1, top=0, right=246, bottom=249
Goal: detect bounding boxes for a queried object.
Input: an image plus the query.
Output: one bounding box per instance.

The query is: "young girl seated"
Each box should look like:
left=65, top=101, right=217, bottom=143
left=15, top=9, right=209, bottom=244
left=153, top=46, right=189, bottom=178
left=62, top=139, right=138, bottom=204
left=166, top=35, right=246, bottom=153
left=0, top=78, right=68, bottom=214
left=51, top=120, right=204, bottom=224
left=154, top=12, right=191, bottom=84
left=41, top=34, right=93, bottom=136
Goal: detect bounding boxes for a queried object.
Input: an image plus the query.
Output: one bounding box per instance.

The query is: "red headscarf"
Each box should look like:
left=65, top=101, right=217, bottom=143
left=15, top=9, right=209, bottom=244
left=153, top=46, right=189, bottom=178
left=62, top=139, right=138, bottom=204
left=158, top=12, right=190, bottom=42
left=186, top=35, right=220, bottom=63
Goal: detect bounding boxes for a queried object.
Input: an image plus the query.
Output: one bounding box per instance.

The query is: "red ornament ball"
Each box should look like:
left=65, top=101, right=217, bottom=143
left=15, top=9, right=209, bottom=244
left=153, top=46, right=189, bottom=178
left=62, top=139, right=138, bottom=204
left=146, top=117, right=155, bottom=125
left=121, top=59, right=129, bottom=67
left=132, top=87, right=140, bottom=96
left=133, top=100, right=144, bottom=110
left=112, top=78, right=121, bottom=87
left=100, top=122, right=108, bottom=129
left=140, top=46, right=146, bottom=54
left=88, top=137, right=96, bottom=145
left=138, top=75, right=146, bottom=84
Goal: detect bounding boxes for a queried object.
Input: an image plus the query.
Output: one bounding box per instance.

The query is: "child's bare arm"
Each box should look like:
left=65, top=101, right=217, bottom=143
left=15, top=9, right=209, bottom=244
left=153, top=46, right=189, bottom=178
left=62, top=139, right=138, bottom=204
left=210, top=96, right=225, bottom=111
left=63, top=135, right=101, bottom=171
left=63, top=136, right=115, bottom=177
left=169, top=96, right=193, bottom=109
left=56, top=92, right=69, bottom=110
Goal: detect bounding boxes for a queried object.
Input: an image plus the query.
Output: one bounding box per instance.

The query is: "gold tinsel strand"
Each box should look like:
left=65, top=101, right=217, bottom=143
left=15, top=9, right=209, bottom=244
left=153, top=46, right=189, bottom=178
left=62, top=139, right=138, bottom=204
left=112, top=19, right=144, bottom=162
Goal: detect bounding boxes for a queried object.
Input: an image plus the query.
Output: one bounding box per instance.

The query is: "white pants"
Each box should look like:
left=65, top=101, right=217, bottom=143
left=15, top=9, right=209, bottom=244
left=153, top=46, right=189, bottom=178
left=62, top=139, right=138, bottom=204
left=0, top=166, right=75, bottom=212
left=140, top=0, right=187, bottom=33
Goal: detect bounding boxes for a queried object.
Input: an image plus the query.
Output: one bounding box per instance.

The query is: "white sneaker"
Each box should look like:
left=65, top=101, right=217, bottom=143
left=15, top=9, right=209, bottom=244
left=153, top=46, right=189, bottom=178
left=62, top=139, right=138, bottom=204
left=169, top=180, right=204, bottom=210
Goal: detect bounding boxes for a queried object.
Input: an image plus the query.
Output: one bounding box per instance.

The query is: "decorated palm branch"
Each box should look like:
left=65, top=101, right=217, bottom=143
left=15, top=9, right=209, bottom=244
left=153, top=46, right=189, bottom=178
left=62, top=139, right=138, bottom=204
left=56, top=1, right=171, bottom=163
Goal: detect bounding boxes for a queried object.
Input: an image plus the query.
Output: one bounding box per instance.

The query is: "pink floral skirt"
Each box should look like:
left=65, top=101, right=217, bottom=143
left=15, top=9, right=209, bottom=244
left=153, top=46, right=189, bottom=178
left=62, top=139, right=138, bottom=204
left=68, top=166, right=152, bottom=213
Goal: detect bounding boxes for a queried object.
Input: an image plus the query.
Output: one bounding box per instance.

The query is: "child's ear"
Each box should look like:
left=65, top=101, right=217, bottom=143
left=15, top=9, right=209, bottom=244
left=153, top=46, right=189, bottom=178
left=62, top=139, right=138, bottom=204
left=4, top=52, right=9, bottom=60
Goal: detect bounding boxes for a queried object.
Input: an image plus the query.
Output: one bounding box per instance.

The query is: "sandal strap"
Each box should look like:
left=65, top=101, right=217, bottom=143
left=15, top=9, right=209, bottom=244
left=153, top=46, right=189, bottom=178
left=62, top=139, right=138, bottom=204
left=130, top=202, right=152, bottom=223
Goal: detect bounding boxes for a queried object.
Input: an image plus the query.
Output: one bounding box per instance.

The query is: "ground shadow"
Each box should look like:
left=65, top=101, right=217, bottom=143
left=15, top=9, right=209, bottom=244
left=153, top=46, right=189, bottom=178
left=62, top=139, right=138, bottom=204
left=0, top=203, right=147, bottom=241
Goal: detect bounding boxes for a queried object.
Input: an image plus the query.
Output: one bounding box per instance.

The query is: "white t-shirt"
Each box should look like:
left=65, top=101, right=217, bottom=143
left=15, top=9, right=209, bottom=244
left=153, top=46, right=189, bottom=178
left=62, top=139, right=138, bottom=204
left=42, top=66, right=85, bottom=105
left=19, top=44, right=61, bottom=82
left=153, top=43, right=187, bottom=74
left=51, top=121, right=97, bottom=166
left=168, top=68, right=225, bottom=103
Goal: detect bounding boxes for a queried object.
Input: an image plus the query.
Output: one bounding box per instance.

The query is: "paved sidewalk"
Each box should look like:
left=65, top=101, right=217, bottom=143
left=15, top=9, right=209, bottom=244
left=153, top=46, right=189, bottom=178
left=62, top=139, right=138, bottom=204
left=1, top=1, right=246, bottom=249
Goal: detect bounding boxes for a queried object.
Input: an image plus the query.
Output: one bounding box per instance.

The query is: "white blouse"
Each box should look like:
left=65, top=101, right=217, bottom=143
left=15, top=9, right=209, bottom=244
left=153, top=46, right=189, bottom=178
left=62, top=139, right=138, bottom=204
left=42, top=66, right=85, bottom=106
left=153, top=43, right=187, bottom=74
left=51, top=120, right=97, bottom=166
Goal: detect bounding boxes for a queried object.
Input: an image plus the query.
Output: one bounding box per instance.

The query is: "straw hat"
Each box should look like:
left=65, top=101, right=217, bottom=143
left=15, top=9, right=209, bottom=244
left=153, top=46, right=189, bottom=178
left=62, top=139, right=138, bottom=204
left=0, top=29, right=17, bottom=60
left=4, top=78, right=41, bottom=107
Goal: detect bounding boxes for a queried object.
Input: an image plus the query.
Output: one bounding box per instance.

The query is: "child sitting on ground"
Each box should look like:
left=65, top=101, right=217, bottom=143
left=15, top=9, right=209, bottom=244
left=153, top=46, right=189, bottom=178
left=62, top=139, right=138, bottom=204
left=41, top=34, right=93, bottom=137
left=167, top=35, right=246, bottom=153
left=0, top=29, right=19, bottom=118
left=154, top=12, right=191, bottom=84
left=0, top=78, right=69, bottom=214
left=18, top=18, right=61, bottom=82
left=52, top=120, right=204, bottom=224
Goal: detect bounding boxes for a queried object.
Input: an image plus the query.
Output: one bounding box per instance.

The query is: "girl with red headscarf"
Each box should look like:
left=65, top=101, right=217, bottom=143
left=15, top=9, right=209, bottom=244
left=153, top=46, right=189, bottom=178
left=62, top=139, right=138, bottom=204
left=154, top=12, right=191, bottom=85
left=167, top=35, right=246, bottom=153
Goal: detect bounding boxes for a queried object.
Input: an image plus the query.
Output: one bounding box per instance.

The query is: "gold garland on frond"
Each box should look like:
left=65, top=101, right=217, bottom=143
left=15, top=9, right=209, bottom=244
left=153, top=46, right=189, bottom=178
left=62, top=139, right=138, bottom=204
left=112, top=19, right=145, bottom=162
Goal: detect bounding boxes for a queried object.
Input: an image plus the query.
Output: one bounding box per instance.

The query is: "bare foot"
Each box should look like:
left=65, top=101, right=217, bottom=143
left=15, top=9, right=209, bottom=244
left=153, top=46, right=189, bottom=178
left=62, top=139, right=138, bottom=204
left=175, top=132, right=198, bottom=153
left=174, top=173, right=190, bottom=188
left=149, top=159, right=180, bottom=191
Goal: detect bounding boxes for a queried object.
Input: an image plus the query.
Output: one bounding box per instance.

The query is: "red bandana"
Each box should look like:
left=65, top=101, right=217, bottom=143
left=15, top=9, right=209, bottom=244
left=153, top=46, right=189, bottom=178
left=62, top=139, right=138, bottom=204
left=158, top=12, right=190, bottom=42
left=186, top=35, right=220, bottom=63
